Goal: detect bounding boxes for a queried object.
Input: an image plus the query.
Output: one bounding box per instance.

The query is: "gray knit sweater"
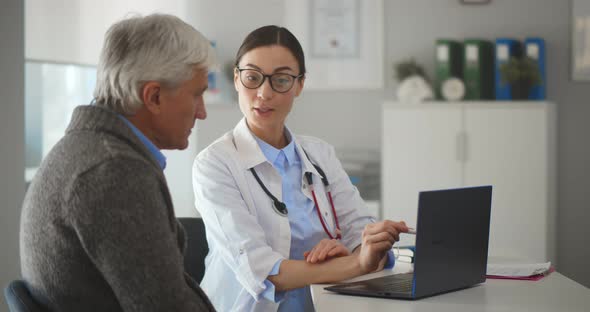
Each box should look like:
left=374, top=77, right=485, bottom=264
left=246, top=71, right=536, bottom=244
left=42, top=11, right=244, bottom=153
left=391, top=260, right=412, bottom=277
left=20, top=105, right=215, bottom=312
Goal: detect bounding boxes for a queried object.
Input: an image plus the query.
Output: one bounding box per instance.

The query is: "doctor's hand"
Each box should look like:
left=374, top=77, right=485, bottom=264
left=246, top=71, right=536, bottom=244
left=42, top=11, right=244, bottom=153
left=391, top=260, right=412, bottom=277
left=358, top=220, right=409, bottom=274
left=304, top=239, right=350, bottom=263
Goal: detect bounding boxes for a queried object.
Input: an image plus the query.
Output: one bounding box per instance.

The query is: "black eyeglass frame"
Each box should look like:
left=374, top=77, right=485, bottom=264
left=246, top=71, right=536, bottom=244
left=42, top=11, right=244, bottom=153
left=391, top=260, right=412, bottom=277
left=236, top=67, right=304, bottom=93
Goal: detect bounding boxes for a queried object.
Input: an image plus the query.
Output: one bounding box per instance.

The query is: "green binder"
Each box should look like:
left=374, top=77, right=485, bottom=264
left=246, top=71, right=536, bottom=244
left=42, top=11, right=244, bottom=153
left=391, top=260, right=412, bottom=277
left=463, top=39, right=494, bottom=100
left=434, top=39, right=463, bottom=100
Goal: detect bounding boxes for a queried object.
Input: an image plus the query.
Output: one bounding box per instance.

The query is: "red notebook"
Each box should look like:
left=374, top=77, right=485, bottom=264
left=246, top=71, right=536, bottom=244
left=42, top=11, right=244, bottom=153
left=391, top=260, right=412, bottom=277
left=487, top=267, right=555, bottom=281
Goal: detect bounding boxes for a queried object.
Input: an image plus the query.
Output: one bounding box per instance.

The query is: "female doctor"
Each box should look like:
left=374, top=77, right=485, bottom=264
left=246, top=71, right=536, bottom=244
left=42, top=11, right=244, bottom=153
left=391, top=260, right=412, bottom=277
left=192, top=25, right=409, bottom=311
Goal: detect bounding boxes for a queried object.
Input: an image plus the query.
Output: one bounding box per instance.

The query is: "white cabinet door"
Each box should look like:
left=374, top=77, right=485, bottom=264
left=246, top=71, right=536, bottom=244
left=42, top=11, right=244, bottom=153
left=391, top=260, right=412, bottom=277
left=382, top=103, right=463, bottom=246
left=464, top=103, right=556, bottom=262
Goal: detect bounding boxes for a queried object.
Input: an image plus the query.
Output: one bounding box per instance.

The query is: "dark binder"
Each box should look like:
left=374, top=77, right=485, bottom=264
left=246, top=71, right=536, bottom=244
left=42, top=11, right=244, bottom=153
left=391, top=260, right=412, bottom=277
left=463, top=39, right=494, bottom=100
left=434, top=39, right=463, bottom=100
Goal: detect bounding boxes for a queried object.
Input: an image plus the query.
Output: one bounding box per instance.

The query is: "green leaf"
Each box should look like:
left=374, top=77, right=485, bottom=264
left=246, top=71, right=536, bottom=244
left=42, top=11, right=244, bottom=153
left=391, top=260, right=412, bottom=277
left=499, top=56, right=542, bottom=86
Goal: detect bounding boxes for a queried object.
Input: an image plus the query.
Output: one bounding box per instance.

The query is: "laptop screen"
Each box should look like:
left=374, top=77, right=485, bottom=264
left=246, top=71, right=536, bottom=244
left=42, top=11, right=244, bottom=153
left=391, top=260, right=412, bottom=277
left=412, top=185, right=492, bottom=297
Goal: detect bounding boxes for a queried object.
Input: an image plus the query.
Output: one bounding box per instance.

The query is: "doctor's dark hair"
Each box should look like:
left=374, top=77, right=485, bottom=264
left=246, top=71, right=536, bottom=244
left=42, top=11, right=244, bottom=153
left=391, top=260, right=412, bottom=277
left=234, top=25, right=306, bottom=78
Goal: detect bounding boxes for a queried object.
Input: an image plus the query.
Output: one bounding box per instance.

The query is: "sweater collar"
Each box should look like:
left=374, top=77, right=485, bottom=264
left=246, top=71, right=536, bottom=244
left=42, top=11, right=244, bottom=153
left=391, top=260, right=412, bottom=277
left=66, top=105, right=162, bottom=171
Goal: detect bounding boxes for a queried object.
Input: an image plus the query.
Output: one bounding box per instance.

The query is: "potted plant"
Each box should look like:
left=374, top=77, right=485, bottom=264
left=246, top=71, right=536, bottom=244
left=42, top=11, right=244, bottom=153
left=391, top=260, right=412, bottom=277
left=394, top=58, right=429, bottom=83
left=499, top=56, right=542, bottom=100
left=393, top=58, right=434, bottom=103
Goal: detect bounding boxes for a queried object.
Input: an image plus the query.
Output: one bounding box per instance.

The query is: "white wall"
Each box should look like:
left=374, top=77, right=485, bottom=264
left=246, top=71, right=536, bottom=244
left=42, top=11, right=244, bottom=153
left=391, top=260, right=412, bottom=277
left=1, top=0, right=24, bottom=311
left=26, top=0, right=188, bottom=65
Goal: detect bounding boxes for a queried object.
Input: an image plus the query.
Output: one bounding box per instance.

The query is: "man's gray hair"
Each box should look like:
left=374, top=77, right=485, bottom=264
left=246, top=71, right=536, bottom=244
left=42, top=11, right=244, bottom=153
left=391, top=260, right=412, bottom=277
left=93, top=14, right=215, bottom=115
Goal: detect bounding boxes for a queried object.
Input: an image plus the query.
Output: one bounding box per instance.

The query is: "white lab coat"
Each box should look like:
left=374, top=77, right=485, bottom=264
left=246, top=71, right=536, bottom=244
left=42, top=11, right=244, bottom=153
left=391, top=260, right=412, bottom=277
left=192, top=118, right=375, bottom=312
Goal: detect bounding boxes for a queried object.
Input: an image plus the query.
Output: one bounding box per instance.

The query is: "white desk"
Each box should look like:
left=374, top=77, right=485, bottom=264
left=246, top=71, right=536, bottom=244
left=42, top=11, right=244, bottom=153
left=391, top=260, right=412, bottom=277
left=311, top=263, right=590, bottom=312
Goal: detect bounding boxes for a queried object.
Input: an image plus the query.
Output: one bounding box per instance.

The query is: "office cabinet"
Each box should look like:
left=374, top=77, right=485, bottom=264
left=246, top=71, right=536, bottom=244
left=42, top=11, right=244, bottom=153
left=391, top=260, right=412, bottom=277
left=382, top=101, right=556, bottom=263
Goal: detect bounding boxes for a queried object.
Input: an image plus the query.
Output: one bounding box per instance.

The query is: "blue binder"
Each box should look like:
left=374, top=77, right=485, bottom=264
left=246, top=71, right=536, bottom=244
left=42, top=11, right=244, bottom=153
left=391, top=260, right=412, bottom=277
left=207, top=41, right=218, bottom=92
left=524, top=37, right=546, bottom=100
left=495, top=38, right=522, bottom=100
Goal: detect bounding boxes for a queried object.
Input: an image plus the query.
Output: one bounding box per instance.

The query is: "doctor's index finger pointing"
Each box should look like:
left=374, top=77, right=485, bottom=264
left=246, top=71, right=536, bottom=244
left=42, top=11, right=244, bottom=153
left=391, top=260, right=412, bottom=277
left=363, top=220, right=409, bottom=236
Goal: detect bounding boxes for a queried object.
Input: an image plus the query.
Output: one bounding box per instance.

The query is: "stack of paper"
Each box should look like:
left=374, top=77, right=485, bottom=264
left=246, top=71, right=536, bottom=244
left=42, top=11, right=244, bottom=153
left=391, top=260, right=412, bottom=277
left=486, top=262, right=553, bottom=280
left=393, top=247, right=414, bottom=263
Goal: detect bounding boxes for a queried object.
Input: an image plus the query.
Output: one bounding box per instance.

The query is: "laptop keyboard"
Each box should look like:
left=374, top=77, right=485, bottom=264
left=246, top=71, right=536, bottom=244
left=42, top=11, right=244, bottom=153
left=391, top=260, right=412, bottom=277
left=378, top=274, right=413, bottom=292
left=325, top=272, right=415, bottom=297
left=341, top=272, right=413, bottom=293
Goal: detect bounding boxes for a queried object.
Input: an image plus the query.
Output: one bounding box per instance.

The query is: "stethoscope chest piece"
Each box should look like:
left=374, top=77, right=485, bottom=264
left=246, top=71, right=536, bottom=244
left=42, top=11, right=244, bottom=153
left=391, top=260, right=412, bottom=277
left=249, top=148, right=342, bottom=240
left=273, top=200, right=288, bottom=216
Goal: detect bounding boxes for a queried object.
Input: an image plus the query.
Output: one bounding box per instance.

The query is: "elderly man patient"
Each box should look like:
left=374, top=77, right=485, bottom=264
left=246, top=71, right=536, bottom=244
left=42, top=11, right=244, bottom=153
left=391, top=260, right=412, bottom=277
left=20, top=14, right=216, bottom=311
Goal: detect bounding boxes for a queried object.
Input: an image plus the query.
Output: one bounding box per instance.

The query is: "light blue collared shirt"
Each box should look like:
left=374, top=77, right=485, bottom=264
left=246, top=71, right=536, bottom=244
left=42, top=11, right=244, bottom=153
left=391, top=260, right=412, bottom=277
left=118, top=115, right=167, bottom=170
left=254, top=131, right=394, bottom=311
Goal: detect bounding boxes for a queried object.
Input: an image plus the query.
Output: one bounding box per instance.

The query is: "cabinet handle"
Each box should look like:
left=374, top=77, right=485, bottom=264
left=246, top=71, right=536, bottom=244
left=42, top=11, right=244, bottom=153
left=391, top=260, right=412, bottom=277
left=464, top=132, right=469, bottom=162
left=456, top=131, right=467, bottom=163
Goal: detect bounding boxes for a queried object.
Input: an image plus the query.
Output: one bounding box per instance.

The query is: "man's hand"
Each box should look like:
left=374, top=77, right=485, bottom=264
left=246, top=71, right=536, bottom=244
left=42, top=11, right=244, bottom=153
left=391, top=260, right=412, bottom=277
left=304, top=239, right=350, bottom=263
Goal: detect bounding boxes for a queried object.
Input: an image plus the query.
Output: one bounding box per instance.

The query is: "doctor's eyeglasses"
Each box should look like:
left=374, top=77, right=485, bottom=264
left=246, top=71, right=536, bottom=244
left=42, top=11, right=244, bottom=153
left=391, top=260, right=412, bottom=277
left=236, top=68, right=303, bottom=93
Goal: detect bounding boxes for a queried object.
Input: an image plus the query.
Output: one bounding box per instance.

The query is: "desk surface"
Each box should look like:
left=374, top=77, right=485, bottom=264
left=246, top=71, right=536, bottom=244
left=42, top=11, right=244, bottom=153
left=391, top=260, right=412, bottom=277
left=311, top=263, right=590, bottom=312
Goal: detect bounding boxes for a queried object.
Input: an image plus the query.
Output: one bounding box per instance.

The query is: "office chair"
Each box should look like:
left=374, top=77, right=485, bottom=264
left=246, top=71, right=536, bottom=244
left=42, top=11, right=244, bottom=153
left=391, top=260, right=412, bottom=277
left=4, top=280, right=48, bottom=312
left=177, top=217, right=209, bottom=284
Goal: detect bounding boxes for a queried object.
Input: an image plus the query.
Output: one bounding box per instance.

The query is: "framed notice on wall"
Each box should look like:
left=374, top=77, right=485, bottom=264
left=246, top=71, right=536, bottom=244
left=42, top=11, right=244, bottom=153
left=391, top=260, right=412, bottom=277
left=573, top=0, right=590, bottom=81
left=284, top=0, right=384, bottom=89
left=310, top=0, right=360, bottom=58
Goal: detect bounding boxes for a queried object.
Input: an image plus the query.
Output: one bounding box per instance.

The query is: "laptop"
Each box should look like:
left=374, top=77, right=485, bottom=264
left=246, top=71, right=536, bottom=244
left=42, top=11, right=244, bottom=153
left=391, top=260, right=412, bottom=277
left=325, top=185, right=492, bottom=300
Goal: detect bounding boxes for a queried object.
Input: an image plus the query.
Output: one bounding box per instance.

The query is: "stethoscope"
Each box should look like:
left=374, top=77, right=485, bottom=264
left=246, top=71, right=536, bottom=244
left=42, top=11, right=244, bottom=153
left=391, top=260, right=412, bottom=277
left=249, top=150, right=342, bottom=240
